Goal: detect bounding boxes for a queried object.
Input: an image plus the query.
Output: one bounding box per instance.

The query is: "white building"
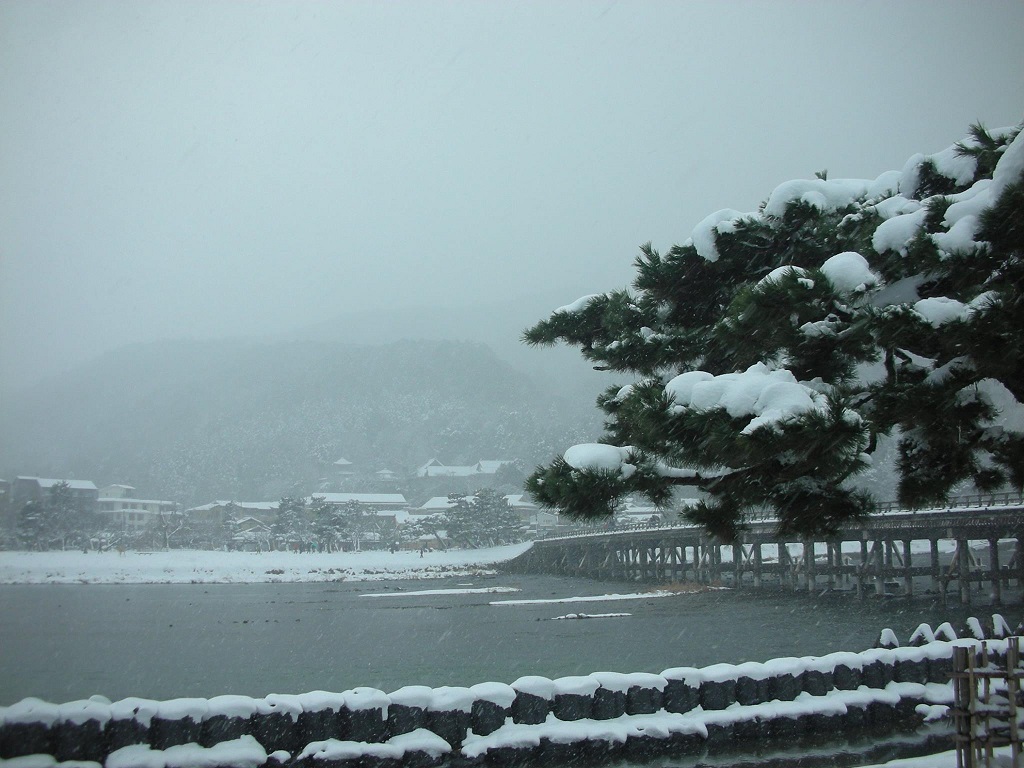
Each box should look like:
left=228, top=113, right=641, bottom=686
left=96, top=490, right=179, bottom=532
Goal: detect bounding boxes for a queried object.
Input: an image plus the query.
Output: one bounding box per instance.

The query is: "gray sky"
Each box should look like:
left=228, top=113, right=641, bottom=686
left=2, top=0, right=1022, bottom=389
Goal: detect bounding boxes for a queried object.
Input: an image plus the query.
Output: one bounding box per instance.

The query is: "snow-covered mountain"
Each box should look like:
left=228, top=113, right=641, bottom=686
left=0, top=338, right=601, bottom=506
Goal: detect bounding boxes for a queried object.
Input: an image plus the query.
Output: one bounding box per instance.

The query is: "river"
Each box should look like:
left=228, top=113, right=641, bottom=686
left=0, top=572, right=996, bottom=706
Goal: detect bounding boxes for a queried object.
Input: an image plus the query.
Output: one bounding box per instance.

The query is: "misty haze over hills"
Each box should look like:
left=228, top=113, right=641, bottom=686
left=0, top=295, right=906, bottom=509
left=280, top=291, right=613, bottom=392
left=0, top=315, right=609, bottom=506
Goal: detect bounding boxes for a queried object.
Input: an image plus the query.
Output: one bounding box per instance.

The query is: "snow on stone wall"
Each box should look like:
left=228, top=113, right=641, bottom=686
left=0, top=620, right=1013, bottom=766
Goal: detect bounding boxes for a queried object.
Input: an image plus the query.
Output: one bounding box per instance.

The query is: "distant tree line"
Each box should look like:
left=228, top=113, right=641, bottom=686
left=8, top=483, right=529, bottom=552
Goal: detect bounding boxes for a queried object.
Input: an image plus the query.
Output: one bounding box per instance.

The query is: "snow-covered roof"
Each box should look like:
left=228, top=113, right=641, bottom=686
left=102, top=484, right=136, bottom=491
left=186, top=501, right=280, bottom=513
left=312, top=493, right=407, bottom=505
left=415, top=459, right=513, bottom=478
left=504, top=494, right=537, bottom=509
left=18, top=477, right=98, bottom=491
left=98, top=497, right=176, bottom=505
left=334, top=458, right=353, bottom=466
left=419, top=496, right=457, bottom=511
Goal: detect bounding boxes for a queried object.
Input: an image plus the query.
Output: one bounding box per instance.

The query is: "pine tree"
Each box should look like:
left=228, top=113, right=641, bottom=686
left=15, top=482, right=93, bottom=550
left=310, top=496, right=345, bottom=551
left=341, top=501, right=379, bottom=551
left=524, top=122, right=1024, bottom=540
left=16, top=500, right=46, bottom=550
left=445, top=489, right=526, bottom=548
left=273, top=496, right=311, bottom=548
left=476, top=487, right=526, bottom=545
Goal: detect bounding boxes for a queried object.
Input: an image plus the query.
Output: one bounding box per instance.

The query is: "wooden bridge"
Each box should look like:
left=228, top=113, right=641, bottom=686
left=506, top=492, right=1024, bottom=605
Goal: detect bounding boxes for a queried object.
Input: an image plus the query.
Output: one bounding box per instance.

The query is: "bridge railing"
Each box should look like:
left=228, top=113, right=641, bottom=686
left=535, top=491, right=1024, bottom=542
left=873, top=491, right=1024, bottom=514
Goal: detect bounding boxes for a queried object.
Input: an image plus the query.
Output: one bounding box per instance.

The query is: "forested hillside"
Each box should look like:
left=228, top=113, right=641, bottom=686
left=0, top=339, right=600, bottom=505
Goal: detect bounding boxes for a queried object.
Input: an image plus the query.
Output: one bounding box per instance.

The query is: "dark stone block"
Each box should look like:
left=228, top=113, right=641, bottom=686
left=552, top=692, right=592, bottom=721
left=767, top=673, right=801, bottom=702
left=537, top=738, right=589, bottom=766
left=592, top=688, right=626, bottom=720
left=734, top=675, right=762, bottom=706
left=471, top=699, right=507, bottom=737
left=662, top=680, right=699, bottom=714
left=53, top=719, right=107, bottom=762
left=361, top=755, right=402, bottom=768
left=764, top=715, right=799, bottom=739
left=0, top=722, right=53, bottom=759
left=928, top=655, right=954, bottom=684
left=387, top=703, right=426, bottom=737
left=844, top=704, right=868, bottom=730
left=894, top=658, right=929, bottom=684
left=626, top=685, right=662, bottom=715
left=199, top=714, right=251, bottom=747
left=426, top=708, right=471, bottom=748
left=800, top=712, right=831, bottom=735
left=731, top=715, right=766, bottom=741
left=895, top=697, right=923, bottom=723
left=483, top=744, right=536, bottom=768
left=402, top=748, right=447, bottom=768
left=149, top=715, right=202, bottom=749
left=105, top=717, right=150, bottom=752
left=622, top=733, right=663, bottom=761
left=251, top=711, right=299, bottom=754
left=704, top=721, right=734, bottom=747
left=666, top=731, right=703, bottom=756
left=263, top=750, right=290, bottom=768
left=297, top=707, right=341, bottom=744
left=832, top=663, right=861, bottom=691
left=510, top=692, right=548, bottom=725
left=860, top=660, right=894, bottom=689
left=801, top=669, right=831, bottom=697
left=867, top=701, right=894, bottom=725
left=699, top=679, right=736, bottom=711
left=341, top=706, right=387, bottom=744
left=293, top=755, right=354, bottom=768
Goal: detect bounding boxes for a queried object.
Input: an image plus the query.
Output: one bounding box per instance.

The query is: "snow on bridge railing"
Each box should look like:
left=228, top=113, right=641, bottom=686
left=872, top=491, right=1024, bottom=515
left=535, top=491, right=1024, bottom=542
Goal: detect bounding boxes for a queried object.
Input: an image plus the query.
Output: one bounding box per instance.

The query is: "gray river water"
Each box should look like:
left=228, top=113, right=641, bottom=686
left=0, top=572, right=998, bottom=706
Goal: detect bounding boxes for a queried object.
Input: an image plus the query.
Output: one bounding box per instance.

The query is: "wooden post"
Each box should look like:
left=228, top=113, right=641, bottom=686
left=903, top=539, right=913, bottom=598
left=989, top=539, right=1002, bottom=606
left=873, top=541, right=886, bottom=597
left=856, top=538, right=867, bottom=599
left=1017, top=539, right=1024, bottom=598
left=753, top=541, right=762, bottom=589
left=931, top=539, right=943, bottom=605
left=805, top=540, right=816, bottom=594
left=958, top=539, right=972, bottom=605
left=731, top=543, right=741, bottom=588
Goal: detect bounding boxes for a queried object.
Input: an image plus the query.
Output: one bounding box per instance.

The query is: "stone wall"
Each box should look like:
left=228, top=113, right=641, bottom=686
left=0, top=622, right=1010, bottom=768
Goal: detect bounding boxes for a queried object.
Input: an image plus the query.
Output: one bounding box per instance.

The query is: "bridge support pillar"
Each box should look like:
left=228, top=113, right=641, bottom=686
left=753, top=542, right=762, bottom=589
left=902, top=540, right=913, bottom=599
left=958, top=539, right=971, bottom=605
left=989, top=539, right=1002, bottom=606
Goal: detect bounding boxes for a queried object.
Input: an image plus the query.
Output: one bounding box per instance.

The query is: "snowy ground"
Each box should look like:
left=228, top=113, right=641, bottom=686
left=0, top=543, right=533, bottom=585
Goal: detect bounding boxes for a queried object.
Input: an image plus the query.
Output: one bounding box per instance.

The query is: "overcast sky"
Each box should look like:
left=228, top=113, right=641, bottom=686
left=1, top=1, right=1022, bottom=389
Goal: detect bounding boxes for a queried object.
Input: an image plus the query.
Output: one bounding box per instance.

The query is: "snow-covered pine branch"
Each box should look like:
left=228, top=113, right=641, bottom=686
left=524, top=122, right=1024, bottom=538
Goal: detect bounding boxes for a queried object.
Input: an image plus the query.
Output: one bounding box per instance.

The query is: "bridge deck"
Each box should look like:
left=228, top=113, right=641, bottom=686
left=508, top=494, right=1024, bottom=605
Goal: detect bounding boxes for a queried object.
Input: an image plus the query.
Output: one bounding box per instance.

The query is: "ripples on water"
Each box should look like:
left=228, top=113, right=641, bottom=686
left=0, top=572, right=1006, bottom=705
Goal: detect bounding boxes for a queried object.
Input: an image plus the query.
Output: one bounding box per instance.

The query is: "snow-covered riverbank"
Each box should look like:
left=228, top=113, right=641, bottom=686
left=0, top=543, right=533, bottom=585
